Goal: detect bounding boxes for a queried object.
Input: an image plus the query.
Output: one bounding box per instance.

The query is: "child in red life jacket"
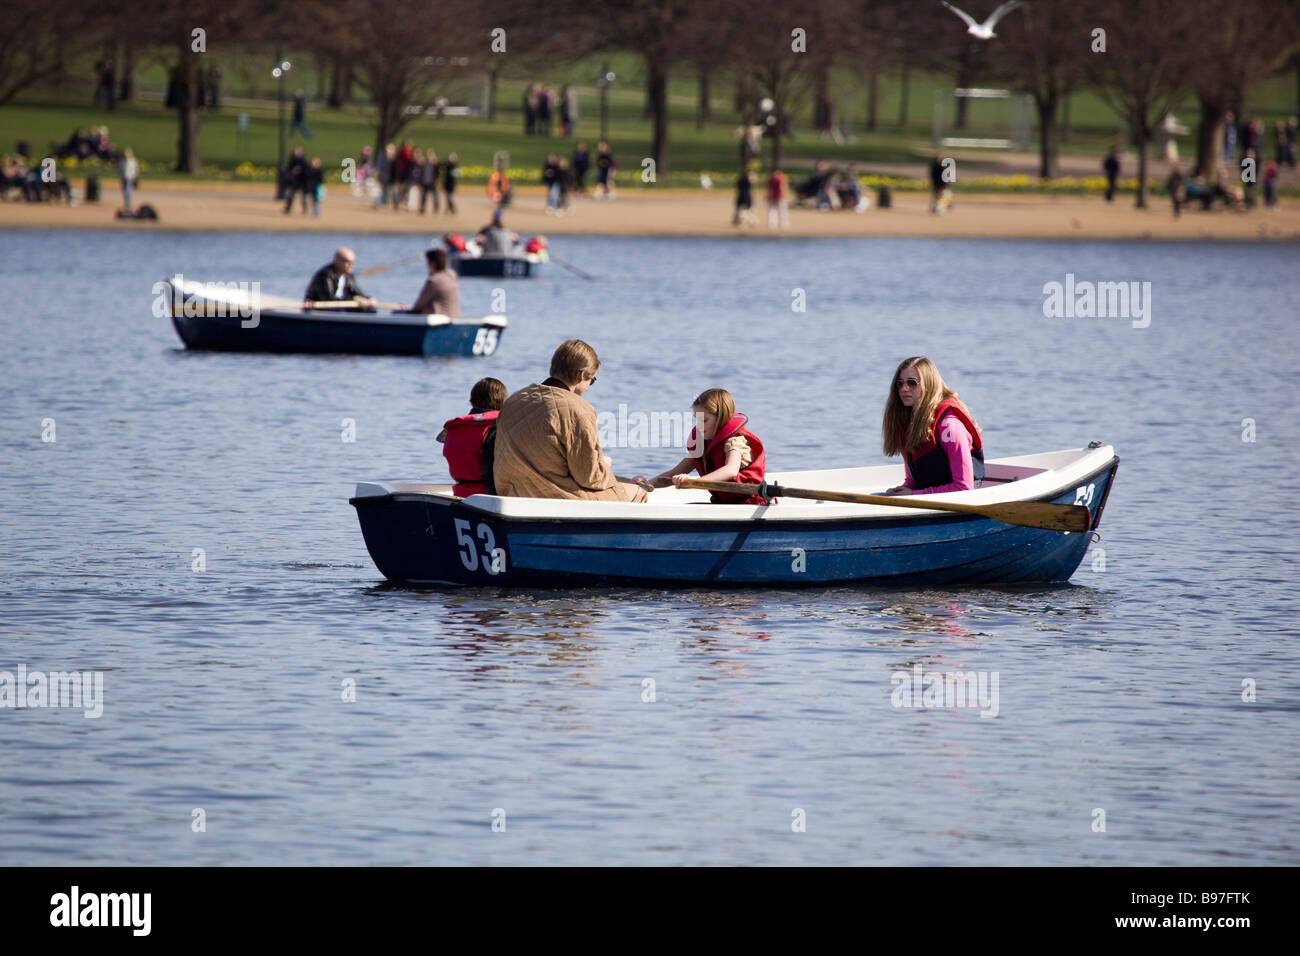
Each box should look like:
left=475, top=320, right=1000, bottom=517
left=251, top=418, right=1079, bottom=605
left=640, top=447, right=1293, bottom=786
left=640, top=388, right=767, bottom=504
left=881, top=356, right=984, bottom=495
left=438, top=377, right=507, bottom=496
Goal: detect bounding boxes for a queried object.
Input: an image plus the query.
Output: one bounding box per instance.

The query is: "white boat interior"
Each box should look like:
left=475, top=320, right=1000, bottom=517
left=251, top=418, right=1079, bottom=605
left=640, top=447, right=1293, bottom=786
left=354, top=445, right=1114, bottom=524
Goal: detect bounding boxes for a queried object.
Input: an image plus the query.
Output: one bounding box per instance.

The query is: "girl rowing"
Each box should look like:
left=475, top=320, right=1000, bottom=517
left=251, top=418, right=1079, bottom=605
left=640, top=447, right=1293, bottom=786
left=639, top=388, right=767, bottom=503
left=882, top=357, right=984, bottom=495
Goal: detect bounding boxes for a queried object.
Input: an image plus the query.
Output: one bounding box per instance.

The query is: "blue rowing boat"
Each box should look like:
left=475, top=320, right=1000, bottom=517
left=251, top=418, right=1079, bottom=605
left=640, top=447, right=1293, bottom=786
left=161, top=276, right=506, bottom=357
left=450, top=252, right=541, bottom=278
left=350, top=444, right=1119, bottom=587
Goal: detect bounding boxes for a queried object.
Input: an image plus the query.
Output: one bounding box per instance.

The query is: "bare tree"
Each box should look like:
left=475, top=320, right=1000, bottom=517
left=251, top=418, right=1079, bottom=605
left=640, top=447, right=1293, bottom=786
left=1087, top=0, right=1197, bottom=208
left=990, top=0, right=1092, bottom=179
left=0, top=0, right=79, bottom=107
left=730, top=6, right=816, bottom=168
left=1185, top=0, right=1292, bottom=180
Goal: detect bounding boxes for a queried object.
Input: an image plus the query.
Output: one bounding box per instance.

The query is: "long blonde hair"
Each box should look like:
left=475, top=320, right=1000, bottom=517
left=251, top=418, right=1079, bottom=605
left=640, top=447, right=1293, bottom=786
left=881, top=357, right=980, bottom=457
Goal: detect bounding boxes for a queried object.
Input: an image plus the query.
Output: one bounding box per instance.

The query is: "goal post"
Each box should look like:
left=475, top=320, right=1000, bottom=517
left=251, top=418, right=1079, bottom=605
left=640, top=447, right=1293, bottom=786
left=932, top=87, right=1032, bottom=151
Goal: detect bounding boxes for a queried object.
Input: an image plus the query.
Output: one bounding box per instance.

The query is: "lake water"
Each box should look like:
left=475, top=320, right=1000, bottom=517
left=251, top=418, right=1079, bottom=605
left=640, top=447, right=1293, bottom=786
left=1, top=229, right=1297, bottom=865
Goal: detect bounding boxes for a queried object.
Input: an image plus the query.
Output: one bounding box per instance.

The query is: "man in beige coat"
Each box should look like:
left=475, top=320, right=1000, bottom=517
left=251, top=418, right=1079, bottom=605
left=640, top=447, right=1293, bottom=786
left=493, top=339, right=648, bottom=502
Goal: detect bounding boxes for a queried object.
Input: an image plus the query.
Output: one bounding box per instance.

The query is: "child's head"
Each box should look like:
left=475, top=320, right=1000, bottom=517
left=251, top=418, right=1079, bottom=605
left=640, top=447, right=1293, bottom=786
left=692, top=388, right=736, bottom=443
left=471, top=377, right=507, bottom=411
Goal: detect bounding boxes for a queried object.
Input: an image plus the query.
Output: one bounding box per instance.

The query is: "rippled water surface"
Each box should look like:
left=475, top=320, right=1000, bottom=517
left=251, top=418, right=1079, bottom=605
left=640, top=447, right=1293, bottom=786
left=1, top=230, right=1297, bottom=865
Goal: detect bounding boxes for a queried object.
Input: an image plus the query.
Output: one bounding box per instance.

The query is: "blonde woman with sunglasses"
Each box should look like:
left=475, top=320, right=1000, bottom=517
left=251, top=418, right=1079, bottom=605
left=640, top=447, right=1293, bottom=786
left=882, top=357, right=984, bottom=495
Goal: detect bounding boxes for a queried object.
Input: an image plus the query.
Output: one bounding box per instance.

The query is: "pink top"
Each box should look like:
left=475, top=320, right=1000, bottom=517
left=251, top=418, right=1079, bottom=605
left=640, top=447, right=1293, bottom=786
left=903, top=413, right=976, bottom=494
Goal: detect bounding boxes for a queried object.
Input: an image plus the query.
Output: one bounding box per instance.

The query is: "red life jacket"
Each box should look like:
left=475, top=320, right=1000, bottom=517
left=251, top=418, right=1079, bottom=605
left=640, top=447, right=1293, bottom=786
left=443, top=410, right=499, bottom=496
left=524, top=237, right=546, bottom=254
left=690, top=413, right=767, bottom=504
left=903, top=399, right=985, bottom=490
left=447, top=234, right=468, bottom=252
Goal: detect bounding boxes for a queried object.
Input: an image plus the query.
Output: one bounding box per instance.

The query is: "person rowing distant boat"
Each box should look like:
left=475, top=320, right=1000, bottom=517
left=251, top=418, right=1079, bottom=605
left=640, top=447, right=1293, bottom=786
left=303, top=247, right=376, bottom=310
left=881, top=356, right=984, bottom=495
left=476, top=210, right=520, bottom=256
left=406, top=248, right=460, bottom=316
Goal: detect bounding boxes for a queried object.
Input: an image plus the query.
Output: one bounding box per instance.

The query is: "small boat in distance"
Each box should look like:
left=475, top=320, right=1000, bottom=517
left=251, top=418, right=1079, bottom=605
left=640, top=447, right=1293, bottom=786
left=160, top=276, right=505, bottom=357
left=350, top=444, right=1119, bottom=587
left=450, top=251, right=542, bottom=278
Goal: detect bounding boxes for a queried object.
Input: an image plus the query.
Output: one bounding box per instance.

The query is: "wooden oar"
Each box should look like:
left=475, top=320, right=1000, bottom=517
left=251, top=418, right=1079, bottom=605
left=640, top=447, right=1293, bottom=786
left=677, top=478, right=1091, bottom=533
left=549, top=255, right=594, bottom=280
left=307, top=299, right=407, bottom=311
left=360, top=254, right=423, bottom=276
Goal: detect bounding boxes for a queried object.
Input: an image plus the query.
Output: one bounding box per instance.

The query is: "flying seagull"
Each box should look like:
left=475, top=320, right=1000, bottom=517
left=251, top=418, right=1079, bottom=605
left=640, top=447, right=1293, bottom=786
left=939, top=0, right=1022, bottom=40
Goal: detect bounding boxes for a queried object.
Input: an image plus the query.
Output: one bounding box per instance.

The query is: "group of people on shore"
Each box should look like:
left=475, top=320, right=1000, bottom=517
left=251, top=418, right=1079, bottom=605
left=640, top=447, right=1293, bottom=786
left=734, top=167, right=791, bottom=229
left=735, top=162, right=875, bottom=227
left=523, top=83, right=579, bottom=138
left=438, top=340, right=984, bottom=505
left=1, top=133, right=144, bottom=216
left=351, top=141, right=461, bottom=214
left=1224, top=113, right=1298, bottom=168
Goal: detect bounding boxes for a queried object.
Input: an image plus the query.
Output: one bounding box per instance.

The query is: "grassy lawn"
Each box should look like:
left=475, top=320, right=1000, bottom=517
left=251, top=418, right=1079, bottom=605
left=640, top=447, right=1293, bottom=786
left=3, top=49, right=1295, bottom=189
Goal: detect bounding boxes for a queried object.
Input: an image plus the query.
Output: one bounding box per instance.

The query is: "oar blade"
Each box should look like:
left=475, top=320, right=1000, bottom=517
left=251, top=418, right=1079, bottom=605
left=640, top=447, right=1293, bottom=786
left=983, top=501, right=1091, bottom=533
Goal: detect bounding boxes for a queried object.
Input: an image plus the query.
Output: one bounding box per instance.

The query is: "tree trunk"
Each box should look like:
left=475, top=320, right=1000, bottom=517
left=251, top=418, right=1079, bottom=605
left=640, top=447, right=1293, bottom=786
left=1060, top=91, right=1070, bottom=143
left=175, top=38, right=201, bottom=174
left=118, top=42, right=135, bottom=102
left=316, top=54, right=326, bottom=100
left=648, top=56, right=669, bottom=174
left=1193, top=96, right=1225, bottom=180
left=867, top=69, right=878, bottom=131
left=1133, top=125, right=1149, bottom=209
left=328, top=57, right=343, bottom=107
left=696, top=64, right=711, bottom=129
left=486, top=67, right=498, bottom=121
left=813, top=61, right=832, bottom=132
left=1035, top=91, right=1059, bottom=179
left=898, top=65, right=909, bottom=128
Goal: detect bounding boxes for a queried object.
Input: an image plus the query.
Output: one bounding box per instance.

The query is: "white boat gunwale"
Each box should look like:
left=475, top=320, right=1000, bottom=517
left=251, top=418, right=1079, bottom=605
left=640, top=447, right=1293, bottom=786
left=351, top=445, right=1116, bottom=525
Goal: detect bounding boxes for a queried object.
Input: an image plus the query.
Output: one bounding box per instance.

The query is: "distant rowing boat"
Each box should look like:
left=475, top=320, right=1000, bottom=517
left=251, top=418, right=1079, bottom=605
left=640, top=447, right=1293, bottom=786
left=450, top=252, right=542, bottom=278
left=160, top=276, right=506, bottom=357
left=350, top=444, right=1119, bottom=587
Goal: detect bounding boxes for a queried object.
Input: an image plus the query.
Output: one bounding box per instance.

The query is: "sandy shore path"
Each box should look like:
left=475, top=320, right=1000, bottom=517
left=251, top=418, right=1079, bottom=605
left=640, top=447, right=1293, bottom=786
left=3, top=181, right=1298, bottom=241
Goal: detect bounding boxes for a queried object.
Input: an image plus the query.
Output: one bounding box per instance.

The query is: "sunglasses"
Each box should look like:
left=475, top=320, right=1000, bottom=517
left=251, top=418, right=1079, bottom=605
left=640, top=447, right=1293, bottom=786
left=896, top=378, right=920, bottom=389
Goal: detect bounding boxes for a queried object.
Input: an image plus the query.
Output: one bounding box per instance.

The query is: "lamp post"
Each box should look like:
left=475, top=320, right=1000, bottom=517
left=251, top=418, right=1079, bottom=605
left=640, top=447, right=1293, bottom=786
left=598, top=65, right=615, bottom=143
left=273, top=51, right=291, bottom=198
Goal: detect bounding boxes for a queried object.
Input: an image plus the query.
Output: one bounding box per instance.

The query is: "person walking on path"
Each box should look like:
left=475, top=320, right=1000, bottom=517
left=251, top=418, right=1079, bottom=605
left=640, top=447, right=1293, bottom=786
left=442, top=152, right=459, bottom=214
left=117, top=147, right=138, bottom=214
left=305, top=156, right=324, bottom=217
left=420, top=149, right=440, bottom=214
left=766, top=167, right=789, bottom=230
left=595, top=141, right=616, bottom=199
left=1102, top=146, right=1120, bottom=203
left=733, top=167, right=755, bottom=226
left=561, top=84, right=578, bottom=137
left=572, top=143, right=590, bottom=194
left=290, top=90, right=312, bottom=139
left=524, top=84, right=538, bottom=136
left=283, top=145, right=308, bottom=214
left=1165, top=164, right=1185, bottom=218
